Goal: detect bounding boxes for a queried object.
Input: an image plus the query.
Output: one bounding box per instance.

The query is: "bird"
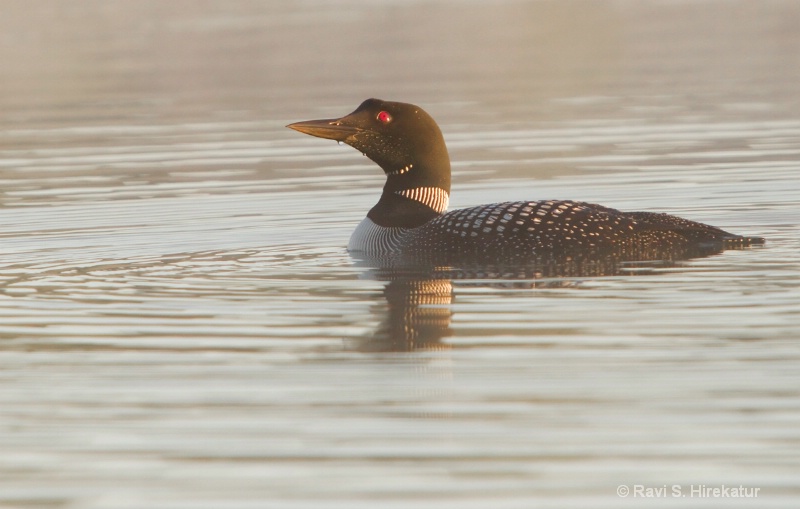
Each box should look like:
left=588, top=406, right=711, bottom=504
left=287, top=98, right=764, bottom=266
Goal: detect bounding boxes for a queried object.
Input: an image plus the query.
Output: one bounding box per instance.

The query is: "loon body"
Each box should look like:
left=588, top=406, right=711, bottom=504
left=288, top=99, right=763, bottom=265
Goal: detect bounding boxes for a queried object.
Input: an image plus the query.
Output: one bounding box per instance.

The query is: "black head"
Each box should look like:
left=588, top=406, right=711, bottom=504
left=287, top=99, right=451, bottom=192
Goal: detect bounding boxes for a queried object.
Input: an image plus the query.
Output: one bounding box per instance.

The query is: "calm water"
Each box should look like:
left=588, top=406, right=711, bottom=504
left=2, top=1, right=800, bottom=508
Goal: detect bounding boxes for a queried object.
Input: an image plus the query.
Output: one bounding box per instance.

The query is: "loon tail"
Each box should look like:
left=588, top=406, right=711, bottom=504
left=722, top=235, right=766, bottom=248
left=624, top=211, right=764, bottom=249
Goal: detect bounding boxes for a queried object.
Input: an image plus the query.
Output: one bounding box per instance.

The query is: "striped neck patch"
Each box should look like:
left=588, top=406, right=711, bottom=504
left=395, top=187, right=449, bottom=213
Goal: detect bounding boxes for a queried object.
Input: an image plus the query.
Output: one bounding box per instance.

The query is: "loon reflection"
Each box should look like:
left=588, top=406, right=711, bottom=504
left=352, top=243, right=742, bottom=352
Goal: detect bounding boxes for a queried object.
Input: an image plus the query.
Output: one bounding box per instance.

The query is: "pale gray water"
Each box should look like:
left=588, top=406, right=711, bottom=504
left=1, top=1, right=800, bottom=508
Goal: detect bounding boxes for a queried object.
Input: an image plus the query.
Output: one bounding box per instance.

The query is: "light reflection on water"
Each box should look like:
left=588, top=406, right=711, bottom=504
left=2, top=1, right=800, bottom=507
left=2, top=112, right=799, bottom=505
left=2, top=115, right=797, bottom=506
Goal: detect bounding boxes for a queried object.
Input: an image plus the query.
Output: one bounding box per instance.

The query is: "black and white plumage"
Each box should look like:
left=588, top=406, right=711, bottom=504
left=288, top=99, right=763, bottom=266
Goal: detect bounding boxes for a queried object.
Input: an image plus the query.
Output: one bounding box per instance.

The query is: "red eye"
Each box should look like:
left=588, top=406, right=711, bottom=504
left=377, top=111, right=392, bottom=124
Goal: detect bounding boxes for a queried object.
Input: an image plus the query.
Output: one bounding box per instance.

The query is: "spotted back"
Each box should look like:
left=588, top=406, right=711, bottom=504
left=352, top=199, right=762, bottom=265
left=407, top=200, right=641, bottom=254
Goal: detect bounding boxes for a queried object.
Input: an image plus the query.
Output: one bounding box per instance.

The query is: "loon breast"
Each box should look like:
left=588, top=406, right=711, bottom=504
left=348, top=186, right=449, bottom=253
left=348, top=216, right=409, bottom=253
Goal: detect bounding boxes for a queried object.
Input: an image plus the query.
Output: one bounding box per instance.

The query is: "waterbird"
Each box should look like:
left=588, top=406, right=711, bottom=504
left=288, top=99, right=764, bottom=265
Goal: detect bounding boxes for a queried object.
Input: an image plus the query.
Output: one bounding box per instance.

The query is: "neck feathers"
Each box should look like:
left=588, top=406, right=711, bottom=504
left=367, top=186, right=449, bottom=228
left=395, top=187, right=449, bottom=214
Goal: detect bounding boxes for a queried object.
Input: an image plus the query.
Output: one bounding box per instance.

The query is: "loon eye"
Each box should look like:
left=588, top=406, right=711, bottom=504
left=377, top=111, right=392, bottom=124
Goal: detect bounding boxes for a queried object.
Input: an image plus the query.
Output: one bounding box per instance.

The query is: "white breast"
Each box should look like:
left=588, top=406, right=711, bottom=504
left=347, top=217, right=410, bottom=254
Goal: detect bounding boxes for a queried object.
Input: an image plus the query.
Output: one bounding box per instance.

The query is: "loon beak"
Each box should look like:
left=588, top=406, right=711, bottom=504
left=287, top=117, right=361, bottom=143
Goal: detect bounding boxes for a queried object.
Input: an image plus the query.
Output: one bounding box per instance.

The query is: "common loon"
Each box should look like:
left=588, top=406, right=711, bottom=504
left=288, top=99, right=764, bottom=264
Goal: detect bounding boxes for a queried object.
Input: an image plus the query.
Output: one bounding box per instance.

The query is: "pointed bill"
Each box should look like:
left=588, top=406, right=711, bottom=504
left=286, top=119, right=361, bottom=142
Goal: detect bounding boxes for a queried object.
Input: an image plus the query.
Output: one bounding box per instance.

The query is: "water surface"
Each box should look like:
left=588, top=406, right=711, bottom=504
left=1, top=1, right=799, bottom=508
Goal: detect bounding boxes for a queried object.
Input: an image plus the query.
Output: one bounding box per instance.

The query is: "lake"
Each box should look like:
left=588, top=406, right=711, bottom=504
left=1, top=1, right=799, bottom=508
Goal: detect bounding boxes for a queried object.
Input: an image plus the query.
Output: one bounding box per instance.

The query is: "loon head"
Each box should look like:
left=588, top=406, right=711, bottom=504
left=287, top=99, right=451, bottom=194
